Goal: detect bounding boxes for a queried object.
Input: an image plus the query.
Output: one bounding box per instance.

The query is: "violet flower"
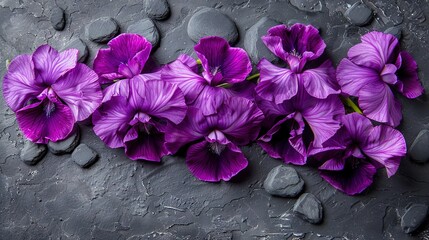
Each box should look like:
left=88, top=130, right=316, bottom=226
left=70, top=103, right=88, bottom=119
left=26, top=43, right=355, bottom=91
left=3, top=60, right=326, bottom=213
left=257, top=86, right=344, bottom=165
left=337, top=31, right=424, bottom=127
left=92, top=77, right=187, bottom=161
left=256, top=24, right=340, bottom=104
left=162, top=36, right=254, bottom=113
left=3, top=45, right=102, bottom=143
left=165, top=97, right=264, bottom=182
left=312, top=113, right=406, bottom=195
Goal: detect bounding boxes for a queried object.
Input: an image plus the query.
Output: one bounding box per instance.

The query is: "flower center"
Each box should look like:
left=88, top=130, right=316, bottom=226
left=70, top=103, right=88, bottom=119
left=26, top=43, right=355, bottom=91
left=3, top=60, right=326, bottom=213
left=290, top=49, right=302, bottom=59
left=43, top=100, right=56, bottom=117
left=209, top=142, right=226, bottom=155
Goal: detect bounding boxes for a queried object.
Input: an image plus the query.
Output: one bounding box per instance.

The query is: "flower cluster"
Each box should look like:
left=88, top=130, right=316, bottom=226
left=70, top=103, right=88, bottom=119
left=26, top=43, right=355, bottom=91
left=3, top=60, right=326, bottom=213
left=3, top=25, right=422, bottom=195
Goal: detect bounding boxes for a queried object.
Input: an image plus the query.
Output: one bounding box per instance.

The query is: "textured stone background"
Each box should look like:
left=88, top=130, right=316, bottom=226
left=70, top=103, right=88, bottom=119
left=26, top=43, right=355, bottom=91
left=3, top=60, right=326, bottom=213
left=0, top=0, right=429, bottom=239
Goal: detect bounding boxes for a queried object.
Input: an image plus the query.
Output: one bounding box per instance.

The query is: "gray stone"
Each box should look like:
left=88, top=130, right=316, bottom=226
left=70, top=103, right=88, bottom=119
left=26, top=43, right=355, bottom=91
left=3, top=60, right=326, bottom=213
left=48, top=128, right=80, bottom=155
left=127, top=18, right=160, bottom=48
left=86, top=17, right=120, bottom=43
left=401, top=203, right=428, bottom=233
left=293, top=193, right=323, bottom=224
left=384, top=26, right=402, bottom=39
left=63, top=38, right=88, bottom=62
left=50, top=7, right=65, bottom=31
left=409, top=130, right=429, bottom=163
left=344, top=2, right=373, bottom=26
left=144, top=0, right=170, bottom=20
left=71, top=144, right=98, bottom=168
left=244, top=17, right=280, bottom=64
left=187, top=7, right=238, bottom=44
left=289, top=0, right=322, bottom=12
left=20, top=140, right=47, bottom=165
left=264, top=165, right=304, bottom=197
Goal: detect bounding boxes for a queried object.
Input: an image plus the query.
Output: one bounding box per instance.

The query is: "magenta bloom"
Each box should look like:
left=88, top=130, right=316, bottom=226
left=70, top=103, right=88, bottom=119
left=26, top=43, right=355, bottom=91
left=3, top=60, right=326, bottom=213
left=256, top=24, right=340, bottom=104
left=257, top=87, right=343, bottom=165
left=312, top=113, right=406, bottom=195
left=92, top=78, right=187, bottom=161
left=3, top=45, right=102, bottom=143
left=165, top=97, right=264, bottom=182
left=162, top=36, right=254, bottom=111
left=337, top=31, right=424, bottom=127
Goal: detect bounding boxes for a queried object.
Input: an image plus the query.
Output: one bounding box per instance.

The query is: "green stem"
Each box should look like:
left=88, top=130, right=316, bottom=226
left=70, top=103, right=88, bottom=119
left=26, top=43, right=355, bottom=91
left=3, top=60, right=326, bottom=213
left=343, top=97, right=362, bottom=114
left=5, top=59, right=10, bottom=69
left=196, top=59, right=202, bottom=64
left=246, top=73, right=260, bottom=81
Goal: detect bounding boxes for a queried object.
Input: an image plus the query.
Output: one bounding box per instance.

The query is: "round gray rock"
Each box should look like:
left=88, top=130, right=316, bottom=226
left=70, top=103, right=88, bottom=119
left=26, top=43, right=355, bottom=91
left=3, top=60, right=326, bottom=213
left=264, top=165, right=304, bottom=197
left=48, top=128, right=80, bottom=155
left=409, top=129, right=429, bottom=163
left=244, top=17, right=280, bottom=64
left=187, top=7, right=238, bottom=44
left=344, top=2, right=373, bottom=26
left=20, top=140, right=47, bottom=165
left=293, top=193, right=323, bottom=224
left=127, top=18, right=160, bottom=48
left=86, top=17, right=120, bottom=43
left=289, top=0, right=322, bottom=12
left=144, top=0, right=170, bottom=20
left=50, top=7, right=65, bottom=31
left=63, top=38, right=88, bottom=62
left=72, top=144, right=98, bottom=168
left=401, top=203, right=428, bottom=234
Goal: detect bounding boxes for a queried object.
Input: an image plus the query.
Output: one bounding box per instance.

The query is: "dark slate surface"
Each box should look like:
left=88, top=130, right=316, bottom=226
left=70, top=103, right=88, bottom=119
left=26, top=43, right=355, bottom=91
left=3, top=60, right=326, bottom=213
left=0, top=0, right=428, bottom=239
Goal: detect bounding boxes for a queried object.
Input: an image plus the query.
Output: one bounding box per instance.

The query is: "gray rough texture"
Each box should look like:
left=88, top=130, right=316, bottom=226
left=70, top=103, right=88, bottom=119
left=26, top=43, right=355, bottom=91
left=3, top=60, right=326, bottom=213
left=0, top=0, right=428, bottom=239
left=86, top=17, right=120, bottom=43
left=50, top=6, right=65, bottom=31
left=344, top=1, right=373, bottom=26
left=63, top=38, right=89, bottom=62
left=127, top=18, right=160, bottom=48
left=72, top=144, right=98, bottom=168
left=144, top=0, right=170, bottom=21
left=244, top=17, right=280, bottom=64
left=47, top=128, right=80, bottom=155
left=409, top=129, right=429, bottom=163
left=385, top=26, right=402, bottom=39
left=289, top=0, right=323, bottom=13
left=293, top=193, right=323, bottom=224
left=264, top=165, right=304, bottom=197
left=20, top=140, right=47, bottom=165
left=401, top=204, right=429, bottom=234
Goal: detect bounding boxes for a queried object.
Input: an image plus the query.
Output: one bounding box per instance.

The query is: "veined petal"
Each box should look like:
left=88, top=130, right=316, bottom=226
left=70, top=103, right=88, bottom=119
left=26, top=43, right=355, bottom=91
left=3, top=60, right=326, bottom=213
left=256, top=58, right=298, bottom=104
left=93, top=48, right=122, bottom=83
left=32, top=45, right=78, bottom=85
left=194, top=36, right=229, bottom=82
left=177, top=54, right=198, bottom=73
left=108, top=33, right=152, bottom=63
left=124, top=125, right=168, bottom=162
left=395, top=51, right=424, bottom=99
left=337, top=58, right=380, bottom=96
left=2, top=54, right=44, bottom=111
left=52, top=63, right=102, bottom=121
left=102, top=79, right=131, bottom=103
left=362, top=125, right=406, bottom=177
left=341, top=113, right=373, bottom=144
left=220, top=47, right=252, bottom=84
left=301, top=59, right=340, bottom=99
left=358, top=81, right=402, bottom=127
left=16, top=98, right=75, bottom=144
left=186, top=140, right=248, bottom=182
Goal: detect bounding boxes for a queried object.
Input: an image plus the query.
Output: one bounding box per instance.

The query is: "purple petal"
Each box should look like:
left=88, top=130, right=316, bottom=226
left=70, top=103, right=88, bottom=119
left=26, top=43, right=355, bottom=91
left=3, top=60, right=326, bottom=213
left=395, top=51, right=424, bottom=99
left=336, top=58, right=380, bottom=96
left=93, top=48, right=122, bottom=83
left=16, top=98, right=75, bottom=144
left=128, top=79, right=187, bottom=124
left=301, top=59, right=340, bottom=99
left=362, top=125, right=406, bottom=177
left=358, top=81, right=402, bottom=127
left=348, top=31, right=399, bottom=71
left=52, top=63, right=102, bottom=121
left=320, top=158, right=377, bottom=195
left=177, top=54, right=198, bottom=73
left=32, top=45, right=78, bottom=85
left=2, top=54, right=44, bottom=111
left=102, top=79, right=131, bottom=103
left=256, top=58, right=298, bottom=104
left=92, top=96, right=133, bottom=148
left=341, top=113, right=373, bottom=143
left=124, top=125, right=168, bottom=161
left=108, top=33, right=152, bottom=63
left=319, top=157, right=346, bottom=171
left=186, top=140, right=248, bottom=182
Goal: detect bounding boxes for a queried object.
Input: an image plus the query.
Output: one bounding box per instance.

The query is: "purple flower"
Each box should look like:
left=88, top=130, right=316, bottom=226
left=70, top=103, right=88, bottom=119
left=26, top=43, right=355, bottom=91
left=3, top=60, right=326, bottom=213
left=257, top=86, right=343, bottom=165
left=3, top=45, right=102, bottom=143
left=256, top=24, right=340, bottom=104
left=165, top=97, right=264, bottom=182
left=312, top=113, right=406, bottom=195
left=337, top=31, right=424, bottom=127
left=162, top=36, right=254, bottom=112
left=92, top=78, right=187, bottom=161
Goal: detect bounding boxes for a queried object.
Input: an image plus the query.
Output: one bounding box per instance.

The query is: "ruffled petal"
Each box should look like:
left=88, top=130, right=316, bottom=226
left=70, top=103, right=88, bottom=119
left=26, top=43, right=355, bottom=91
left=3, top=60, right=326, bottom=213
left=102, top=79, right=131, bottom=103
left=194, top=36, right=229, bottom=82
left=32, top=45, right=78, bottom=85
left=336, top=58, right=380, bottom=96
left=301, top=59, right=340, bottom=99
left=92, top=96, right=133, bottom=148
left=124, top=125, right=168, bottom=161
left=108, top=33, right=152, bottom=64
left=261, top=25, right=289, bottom=61
left=341, top=113, right=373, bottom=143
left=16, top=98, right=75, bottom=144
left=177, top=54, right=198, bottom=73
left=93, top=48, right=122, bottom=83
left=256, top=58, right=298, bottom=104
left=220, top=47, right=252, bottom=84
left=52, top=63, right=102, bottom=121
left=348, top=32, right=399, bottom=71
left=358, top=81, right=402, bottom=127
left=186, top=140, right=248, bottom=182
left=395, top=51, right=424, bottom=99
left=362, top=125, right=406, bottom=177
left=2, top=55, right=44, bottom=111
